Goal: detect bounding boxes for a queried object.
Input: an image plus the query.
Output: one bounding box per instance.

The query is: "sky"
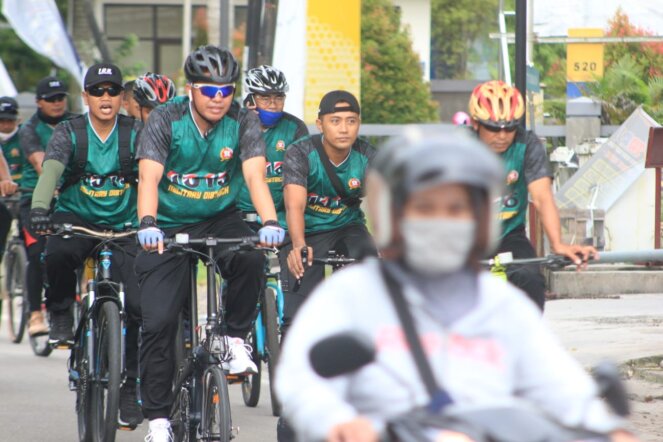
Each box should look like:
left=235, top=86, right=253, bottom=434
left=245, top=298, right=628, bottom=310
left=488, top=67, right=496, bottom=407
left=533, top=1, right=663, bottom=36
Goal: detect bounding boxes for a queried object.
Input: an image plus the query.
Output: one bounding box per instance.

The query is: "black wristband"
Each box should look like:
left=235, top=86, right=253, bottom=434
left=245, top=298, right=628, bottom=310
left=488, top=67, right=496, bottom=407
left=140, top=215, right=158, bottom=228
left=263, top=219, right=280, bottom=228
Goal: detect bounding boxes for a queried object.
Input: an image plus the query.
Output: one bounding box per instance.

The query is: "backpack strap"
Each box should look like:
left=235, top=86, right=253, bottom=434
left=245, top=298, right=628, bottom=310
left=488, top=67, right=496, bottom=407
left=60, top=116, right=89, bottom=192
left=311, top=134, right=361, bottom=208
left=116, top=115, right=137, bottom=185
left=379, top=263, right=454, bottom=413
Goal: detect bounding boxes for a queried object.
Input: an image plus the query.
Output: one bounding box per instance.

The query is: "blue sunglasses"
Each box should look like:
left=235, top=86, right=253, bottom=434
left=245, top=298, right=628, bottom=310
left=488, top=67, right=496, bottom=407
left=192, top=84, right=235, bottom=99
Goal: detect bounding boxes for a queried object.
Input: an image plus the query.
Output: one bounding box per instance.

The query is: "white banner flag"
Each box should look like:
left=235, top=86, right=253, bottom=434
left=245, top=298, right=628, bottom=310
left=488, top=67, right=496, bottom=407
left=2, top=0, right=84, bottom=87
left=0, top=58, right=18, bottom=97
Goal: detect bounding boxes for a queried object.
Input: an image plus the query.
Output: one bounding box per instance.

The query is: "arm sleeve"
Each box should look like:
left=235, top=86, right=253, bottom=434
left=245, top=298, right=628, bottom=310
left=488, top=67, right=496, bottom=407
left=238, top=109, right=267, bottom=162
left=31, top=159, right=65, bottom=210
left=44, top=122, right=74, bottom=165
left=18, top=116, right=43, bottom=157
left=511, top=300, right=627, bottom=433
left=136, top=106, right=172, bottom=165
left=283, top=142, right=310, bottom=187
left=522, top=131, right=552, bottom=185
left=275, top=277, right=361, bottom=441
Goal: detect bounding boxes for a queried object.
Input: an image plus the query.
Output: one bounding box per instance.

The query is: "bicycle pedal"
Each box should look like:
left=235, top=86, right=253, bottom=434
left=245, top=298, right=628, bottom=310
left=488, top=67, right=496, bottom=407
left=51, top=341, right=73, bottom=350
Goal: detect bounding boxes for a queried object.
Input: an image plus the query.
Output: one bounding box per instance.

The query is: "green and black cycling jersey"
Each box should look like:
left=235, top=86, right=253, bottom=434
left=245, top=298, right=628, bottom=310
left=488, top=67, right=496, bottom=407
left=283, top=134, right=375, bottom=234
left=43, top=114, right=142, bottom=230
left=236, top=112, right=308, bottom=226
left=1, top=129, right=23, bottom=181
left=499, top=129, right=552, bottom=238
left=136, top=95, right=266, bottom=228
left=19, top=111, right=76, bottom=197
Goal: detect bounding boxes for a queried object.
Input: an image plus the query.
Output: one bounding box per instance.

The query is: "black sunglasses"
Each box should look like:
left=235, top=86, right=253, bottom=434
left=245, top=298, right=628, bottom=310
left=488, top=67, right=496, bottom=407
left=87, top=85, right=123, bottom=98
left=44, top=94, right=67, bottom=103
left=480, top=123, right=518, bottom=133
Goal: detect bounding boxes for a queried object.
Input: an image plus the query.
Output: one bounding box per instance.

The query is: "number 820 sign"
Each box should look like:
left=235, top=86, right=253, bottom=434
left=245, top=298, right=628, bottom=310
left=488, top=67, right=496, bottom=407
left=566, top=28, right=604, bottom=83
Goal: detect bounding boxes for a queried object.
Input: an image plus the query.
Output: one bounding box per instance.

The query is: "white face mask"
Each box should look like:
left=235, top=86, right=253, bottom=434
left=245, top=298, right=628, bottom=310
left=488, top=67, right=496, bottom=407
left=0, top=126, right=18, bottom=142
left=401, top=218, right=476, bottom=275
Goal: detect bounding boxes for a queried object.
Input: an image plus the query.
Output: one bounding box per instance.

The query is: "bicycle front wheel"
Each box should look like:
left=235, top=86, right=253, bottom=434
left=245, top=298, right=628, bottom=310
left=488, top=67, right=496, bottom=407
left=202, top=366, right=232, bottom=442
left=6, top=243, right=28, bottom=343
left=263, top=287, right=281, bottom=416
left=89, top=301, right=121, bottom=442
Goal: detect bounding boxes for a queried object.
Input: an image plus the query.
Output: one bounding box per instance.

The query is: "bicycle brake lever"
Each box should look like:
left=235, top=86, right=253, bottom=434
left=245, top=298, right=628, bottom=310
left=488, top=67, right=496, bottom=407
left=293, top=247, right=308, bottom=292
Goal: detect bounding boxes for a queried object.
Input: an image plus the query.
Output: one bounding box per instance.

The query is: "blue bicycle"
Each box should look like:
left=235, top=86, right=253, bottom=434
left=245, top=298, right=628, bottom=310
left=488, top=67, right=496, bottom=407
left=242, top=251, right=284, bottom=416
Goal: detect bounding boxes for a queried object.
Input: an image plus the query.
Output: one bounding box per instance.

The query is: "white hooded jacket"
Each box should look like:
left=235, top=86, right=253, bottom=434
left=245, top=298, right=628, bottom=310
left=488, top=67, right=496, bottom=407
left=275, top=258, right=626, bottom=441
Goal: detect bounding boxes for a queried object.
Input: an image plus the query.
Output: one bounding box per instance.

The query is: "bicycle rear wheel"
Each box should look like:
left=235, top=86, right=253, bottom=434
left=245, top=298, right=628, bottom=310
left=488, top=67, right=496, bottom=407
left=241, top=329, right=262, bottom=407
left=6, top=243, right=28, bottom=343
left=89, top=301, right=121, bottom=442
left=202, top=365, right=232, bottom=442
left=263, top=287, right=281, bottom=416
left=170, top=361, right=197, bottom=442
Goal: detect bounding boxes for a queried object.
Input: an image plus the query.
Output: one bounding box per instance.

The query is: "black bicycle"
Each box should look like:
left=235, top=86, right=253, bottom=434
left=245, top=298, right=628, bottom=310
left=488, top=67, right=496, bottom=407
left=167, top=233, right=260, bottom=442
left=56, top=224, right=135, bottom=442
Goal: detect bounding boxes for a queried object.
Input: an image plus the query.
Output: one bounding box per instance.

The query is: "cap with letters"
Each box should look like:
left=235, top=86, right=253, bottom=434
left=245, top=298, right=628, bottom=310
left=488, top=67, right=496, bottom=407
left=0, top=97, right=19, bottom=120
left=84, top=63, right=123, bottom=90
left=318, top=90, right=361, bottom=117
left=36, top=76, right=68, bottom=100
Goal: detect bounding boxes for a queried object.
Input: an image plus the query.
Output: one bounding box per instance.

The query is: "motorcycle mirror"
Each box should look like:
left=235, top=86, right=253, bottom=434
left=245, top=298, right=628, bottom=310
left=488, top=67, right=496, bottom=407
left=310, top=331, right=375, bottom=378
left=592, top=361, right=630, bottom=417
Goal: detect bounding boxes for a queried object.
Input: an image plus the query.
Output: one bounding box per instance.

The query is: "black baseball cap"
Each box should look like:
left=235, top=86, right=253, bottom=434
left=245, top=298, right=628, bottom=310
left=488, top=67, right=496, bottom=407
left=36, top=76, right=68, bottom=100
left=84, top=63, right=123, bottom=90
left=318, top=90, right=361, bottom=117
left=0, top=97, right=19, bottom=120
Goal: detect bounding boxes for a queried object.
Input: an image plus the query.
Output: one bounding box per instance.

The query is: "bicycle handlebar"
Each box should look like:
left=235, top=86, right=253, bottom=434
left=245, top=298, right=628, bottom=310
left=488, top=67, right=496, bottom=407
left=53, top=223, right=137, bottom=239
left=164, top=233, right=260, bottom=247
left=293, top=248, right=356, bottom=292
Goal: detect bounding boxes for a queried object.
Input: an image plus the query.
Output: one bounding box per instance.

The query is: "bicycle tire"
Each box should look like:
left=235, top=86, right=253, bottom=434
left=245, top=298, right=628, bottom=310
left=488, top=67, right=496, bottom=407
left=241, top=329, right=262, bottom=407
left=89, top=301, right=121, bottom=442
left=75, top=320, right=94, bottom=442
left=263, top=287, right=281, bottom=416
left=170, top=360, right=197, bottom=442
left=6, top=243, right=28, bottom=343
left=202, top=365, right=232, bottom=442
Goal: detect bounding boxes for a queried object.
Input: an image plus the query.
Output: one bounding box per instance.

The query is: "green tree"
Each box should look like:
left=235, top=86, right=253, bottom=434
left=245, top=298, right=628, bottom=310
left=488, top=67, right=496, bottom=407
left=430, top=0, right=498, bottom=79
left=361, top=0, right=438, bottom=123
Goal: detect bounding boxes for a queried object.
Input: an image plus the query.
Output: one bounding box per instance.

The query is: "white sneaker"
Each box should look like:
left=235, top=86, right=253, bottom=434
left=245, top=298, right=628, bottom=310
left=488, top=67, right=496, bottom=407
left=145, top=418, right=173, bottom=442
left=226, top=337, right=258, bottom=375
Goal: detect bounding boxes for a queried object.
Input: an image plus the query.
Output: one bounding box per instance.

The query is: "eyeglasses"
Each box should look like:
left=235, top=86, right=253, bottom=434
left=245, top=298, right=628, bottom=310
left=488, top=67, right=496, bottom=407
left=192, top=84, right=235, bottom=99
left=44, top=94, right=67, bottom=103
left=255, top=94, right=286, bottom=105
left=87, top=86, right=123, bottom=98
left=480, top=123, right=518, bottom=133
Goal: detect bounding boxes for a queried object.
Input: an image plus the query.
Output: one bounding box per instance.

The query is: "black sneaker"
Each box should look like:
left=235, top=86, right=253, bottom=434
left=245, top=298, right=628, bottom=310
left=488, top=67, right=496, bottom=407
left=48, top=309, right=74, bottom=347
left=118, top=379, right=143, bottom=430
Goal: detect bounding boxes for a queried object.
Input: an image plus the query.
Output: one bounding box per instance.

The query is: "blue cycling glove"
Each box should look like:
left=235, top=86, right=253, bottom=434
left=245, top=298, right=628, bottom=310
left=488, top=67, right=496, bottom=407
left=259, top=220, right=285, bottom=246
left=138, top=227, right=164, bottom=248
left=137, top=216, right=164, bottom=250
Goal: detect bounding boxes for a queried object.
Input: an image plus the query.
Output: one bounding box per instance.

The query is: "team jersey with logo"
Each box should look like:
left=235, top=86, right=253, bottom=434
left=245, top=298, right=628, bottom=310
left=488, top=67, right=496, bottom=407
left=0, top=130, right=24, bottom=181
left=499, top=130, right=552, bottom=238
left=136, top=96, right=266, bottom=228
left=19, top=112, right=76, bottom=198
left=236, top=112, right=309, bottom=226
left=283, top=135, right=375, bottom=234
left=44, top=115, right=142, bottom=230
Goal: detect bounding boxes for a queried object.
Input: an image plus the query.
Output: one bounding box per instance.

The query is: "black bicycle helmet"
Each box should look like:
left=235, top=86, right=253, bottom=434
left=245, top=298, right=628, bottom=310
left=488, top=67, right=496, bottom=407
left=184, top=45, right=240, bottom=84
left=244, top=65, right=289, bottom=95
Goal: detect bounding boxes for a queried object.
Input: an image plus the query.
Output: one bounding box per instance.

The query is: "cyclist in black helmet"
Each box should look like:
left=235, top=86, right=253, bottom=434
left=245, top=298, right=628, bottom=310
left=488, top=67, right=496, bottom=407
left=135, top=45, right=284, bottom=442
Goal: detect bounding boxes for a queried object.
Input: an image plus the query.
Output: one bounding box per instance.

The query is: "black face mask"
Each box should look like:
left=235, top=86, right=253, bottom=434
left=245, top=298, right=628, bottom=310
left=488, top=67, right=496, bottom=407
left=37, top=109, right=67, bottom=126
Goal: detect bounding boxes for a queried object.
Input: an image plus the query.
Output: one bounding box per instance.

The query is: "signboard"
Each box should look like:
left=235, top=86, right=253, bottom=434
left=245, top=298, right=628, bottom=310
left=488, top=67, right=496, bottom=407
left=566, top=28, right=604, bottom=83
left=303, top=0, right=360, bottom=123
left=556, top=108, right=660, bottom=211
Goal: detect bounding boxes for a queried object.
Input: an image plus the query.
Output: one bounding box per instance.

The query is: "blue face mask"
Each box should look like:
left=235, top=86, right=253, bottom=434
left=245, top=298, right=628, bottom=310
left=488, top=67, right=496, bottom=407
left=257, top=108, right=283, bottom=127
